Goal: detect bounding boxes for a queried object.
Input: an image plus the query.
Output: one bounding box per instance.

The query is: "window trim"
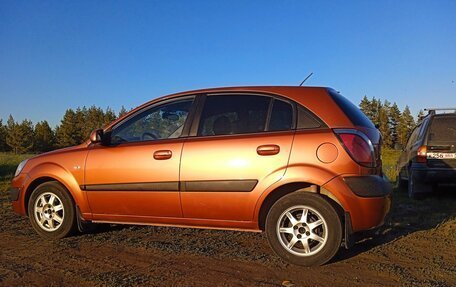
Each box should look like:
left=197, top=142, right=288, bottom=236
left=188, top=92, right=298, bottom=138
left=104, top=95, right=197, bottom=146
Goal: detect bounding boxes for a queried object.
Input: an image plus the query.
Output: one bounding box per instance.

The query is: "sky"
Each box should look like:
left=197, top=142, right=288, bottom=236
left=1, top=0, right=455, bottom=127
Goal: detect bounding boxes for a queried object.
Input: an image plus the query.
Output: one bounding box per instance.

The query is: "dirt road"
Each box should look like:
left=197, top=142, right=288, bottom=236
left=0, top=188, right=455, bottom=287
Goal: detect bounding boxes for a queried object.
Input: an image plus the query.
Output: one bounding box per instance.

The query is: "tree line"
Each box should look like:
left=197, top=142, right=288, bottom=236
left=0, top=97, right=422, bottom=154
left=0, top=106, right=128, bottom=154
left=359, top=96, right=423, bottom=149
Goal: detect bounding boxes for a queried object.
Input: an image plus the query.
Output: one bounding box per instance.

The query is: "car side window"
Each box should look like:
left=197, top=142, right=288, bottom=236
left=198, top=95, right=270, bottom=136
left=269, top=99, right=293, bottom=131
left=297, top=105, right=323, bottom=129
left=111, top=99, right=193, bottom=144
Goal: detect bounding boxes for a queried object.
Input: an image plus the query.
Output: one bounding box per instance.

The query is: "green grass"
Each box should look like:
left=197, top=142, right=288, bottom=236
left=381, top=149, right=402, bottom=182
left=0, top=152, right=34, bottom=182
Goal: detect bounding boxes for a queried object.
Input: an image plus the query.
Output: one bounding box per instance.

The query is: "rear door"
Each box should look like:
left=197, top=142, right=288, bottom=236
left=179, top=94, right=295, bottom=221
left=426, top=115, right=456, bottom=168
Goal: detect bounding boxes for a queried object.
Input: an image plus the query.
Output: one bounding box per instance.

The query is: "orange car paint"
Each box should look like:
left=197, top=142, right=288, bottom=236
left=11, top=86, right=391, bottom=234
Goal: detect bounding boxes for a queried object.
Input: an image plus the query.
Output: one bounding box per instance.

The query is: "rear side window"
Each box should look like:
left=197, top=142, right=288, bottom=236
left=198, top=95, right=270, bottom=136
left=269, top=99, right=293, bottom=131
left=297, top=105, right=323, bottom=129
left=428, top=116, right=456, bottom=144
left=328, top=90, right=376, bottom=129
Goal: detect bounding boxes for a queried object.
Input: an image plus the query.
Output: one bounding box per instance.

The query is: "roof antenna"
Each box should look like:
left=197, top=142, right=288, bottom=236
left=299, top=72, right=313, bottom=86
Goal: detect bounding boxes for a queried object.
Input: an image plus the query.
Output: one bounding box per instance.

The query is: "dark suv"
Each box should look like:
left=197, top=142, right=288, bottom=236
left=397, top=108, right=456, bottom=198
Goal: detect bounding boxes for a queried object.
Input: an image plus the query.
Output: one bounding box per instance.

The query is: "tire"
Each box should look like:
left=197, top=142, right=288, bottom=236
left=265, top=192, right=342, bottom=266
left=27, top=181, right=77, bottom=239
left=408, top=170, right=425, bottom=200
left=397, top=168, right=408, bottom=191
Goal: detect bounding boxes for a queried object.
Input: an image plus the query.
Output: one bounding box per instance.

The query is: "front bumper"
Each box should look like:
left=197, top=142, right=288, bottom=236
left=10, top=173, right=29, bottom=215
left=9, top=187, right=20, bottom=201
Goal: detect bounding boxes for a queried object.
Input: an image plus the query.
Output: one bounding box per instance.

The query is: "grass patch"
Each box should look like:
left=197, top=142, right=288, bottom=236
left=381, top=149, right=402, bottom=182
left=0, top=153, right=34, bottom=182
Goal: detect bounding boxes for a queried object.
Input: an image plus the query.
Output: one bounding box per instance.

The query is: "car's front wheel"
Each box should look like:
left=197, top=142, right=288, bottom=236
left=28, top=181, right=77, bottom=239
left=265, top=192, right=342, bottom=266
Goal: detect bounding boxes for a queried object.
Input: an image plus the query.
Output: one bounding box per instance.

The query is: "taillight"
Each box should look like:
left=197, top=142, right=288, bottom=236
left=416, top=145, right=427, bottom=163
left=334, top=129, right=375, bottom=167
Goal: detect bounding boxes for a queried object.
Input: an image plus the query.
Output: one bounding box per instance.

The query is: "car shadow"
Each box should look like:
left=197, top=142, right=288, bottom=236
left=335, top=185, right=456, bottom=262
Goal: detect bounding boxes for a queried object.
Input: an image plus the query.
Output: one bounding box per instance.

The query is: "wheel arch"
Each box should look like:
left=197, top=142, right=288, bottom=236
left=23, top=162, right=90, bottom=217
left=257, top=181, right=345, bottom=231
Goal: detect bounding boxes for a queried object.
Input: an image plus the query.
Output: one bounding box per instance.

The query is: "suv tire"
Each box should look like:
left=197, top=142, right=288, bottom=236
left=265, top=192, right=342, bottom=266
left=408, top=170, right=426, bottom=200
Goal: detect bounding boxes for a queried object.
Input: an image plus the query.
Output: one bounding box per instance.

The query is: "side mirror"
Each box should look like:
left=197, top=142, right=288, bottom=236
left=90, top=129, right=104, bottom=143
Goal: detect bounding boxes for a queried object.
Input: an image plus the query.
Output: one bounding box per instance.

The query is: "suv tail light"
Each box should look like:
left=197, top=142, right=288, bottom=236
left=334, top=129, right=375, bottom=167
left=416, top=145, right=427, bottom=163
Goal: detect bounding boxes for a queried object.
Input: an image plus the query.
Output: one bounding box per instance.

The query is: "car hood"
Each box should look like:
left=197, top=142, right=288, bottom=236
left=30, top=143, right=89, bottom=160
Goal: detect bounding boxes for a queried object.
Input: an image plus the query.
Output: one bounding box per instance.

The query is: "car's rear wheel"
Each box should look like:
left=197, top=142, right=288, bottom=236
left=265, top=192, right=342, bottom=266
left=28, top=181, right=77, bottom=239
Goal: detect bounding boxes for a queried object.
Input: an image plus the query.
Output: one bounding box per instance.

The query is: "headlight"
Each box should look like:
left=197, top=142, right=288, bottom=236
left=14, top=159, right=28, bottom=177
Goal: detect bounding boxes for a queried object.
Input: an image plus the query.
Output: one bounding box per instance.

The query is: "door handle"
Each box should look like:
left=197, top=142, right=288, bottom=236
left=154, top=150, right=172, bottom=160
left=257, top=145, right=280, bottom=156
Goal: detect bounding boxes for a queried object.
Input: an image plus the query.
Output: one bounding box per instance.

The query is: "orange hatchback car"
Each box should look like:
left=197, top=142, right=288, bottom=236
left=10, top=86, right=391, bottom=266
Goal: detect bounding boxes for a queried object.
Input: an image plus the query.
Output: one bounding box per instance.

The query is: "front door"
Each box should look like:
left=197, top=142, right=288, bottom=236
left=180, top=94, right=295, bottom=221
left=84, top=97, right=194, bottom=218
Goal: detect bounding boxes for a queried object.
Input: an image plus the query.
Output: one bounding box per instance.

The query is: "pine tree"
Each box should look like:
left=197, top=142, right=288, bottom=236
left=104, top=107, right=117, bottom=125
left=34, top=120, right=54, bottom=152
left=6, top=115, right=34, bottom=154
left=378, top=101, right=392, bottom=148
left=371, top=97, right=382, bottom=126
left=397, top=106, right=415, bottom=149
left=6, top=115, right=21, bottom=154
left=389, top=103, right=401, bottom=149
left=56, top=109, right=81, bottom=147
left=118, top=106, right=128, bottom=118
left=0, top=119, right=8, bottom=152
left=417, top=109, right=426, bottom=122
left=19, top=119, right=34, bottom=153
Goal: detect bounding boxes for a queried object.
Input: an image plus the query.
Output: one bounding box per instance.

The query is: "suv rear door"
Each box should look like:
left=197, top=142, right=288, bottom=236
left=426, top=115, right=456, bottom=168
left=179, top=94, right=295, bottom=221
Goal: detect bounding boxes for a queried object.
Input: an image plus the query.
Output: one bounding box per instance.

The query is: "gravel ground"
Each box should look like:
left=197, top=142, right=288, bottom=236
left=0, top=186, right=455, bottom=287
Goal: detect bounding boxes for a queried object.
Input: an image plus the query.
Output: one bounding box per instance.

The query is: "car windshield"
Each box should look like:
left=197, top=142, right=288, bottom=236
left=427, top=116, right=456, bottom=145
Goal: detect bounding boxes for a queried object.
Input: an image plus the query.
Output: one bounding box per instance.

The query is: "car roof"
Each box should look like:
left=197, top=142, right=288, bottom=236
left=106, top=86, right=354, bottom=130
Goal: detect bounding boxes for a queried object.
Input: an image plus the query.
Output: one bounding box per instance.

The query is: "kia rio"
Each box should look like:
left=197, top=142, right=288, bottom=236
left=10, top=86, right=391, bottom=266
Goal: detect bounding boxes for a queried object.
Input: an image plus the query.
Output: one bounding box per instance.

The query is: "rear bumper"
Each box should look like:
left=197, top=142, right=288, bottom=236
left=343, top=175, right=392, bottom=197
left=322, top=175, right=392, bottom=233
left=411, top=167, right=456, bottom=184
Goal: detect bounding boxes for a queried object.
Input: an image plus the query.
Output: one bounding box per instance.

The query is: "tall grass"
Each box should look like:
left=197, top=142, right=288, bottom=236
left=0, top=153, right=34, bottom=181
left=382, top=149, right=402, bottom=182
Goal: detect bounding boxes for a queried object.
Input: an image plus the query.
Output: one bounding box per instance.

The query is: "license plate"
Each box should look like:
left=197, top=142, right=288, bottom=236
left=427, top=152, right=456, bottom=159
